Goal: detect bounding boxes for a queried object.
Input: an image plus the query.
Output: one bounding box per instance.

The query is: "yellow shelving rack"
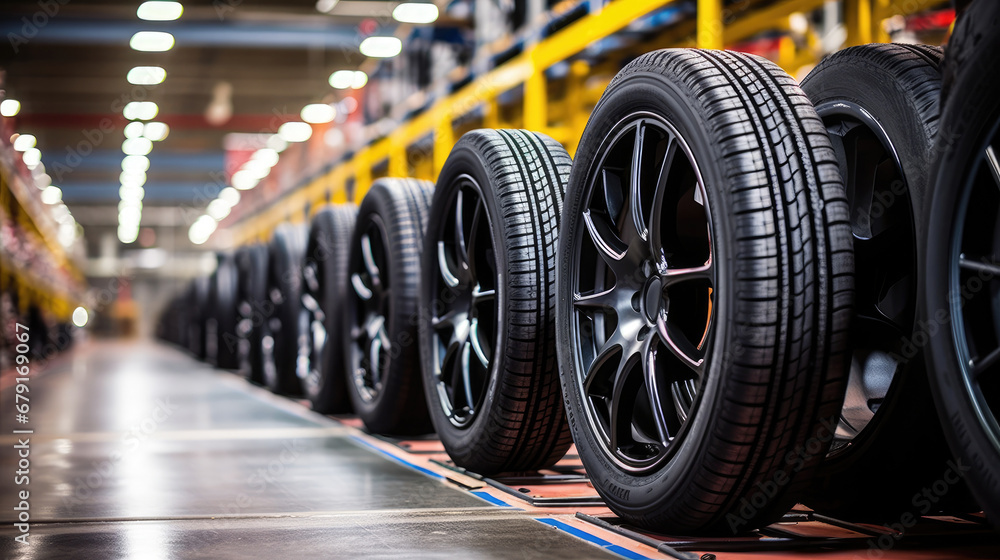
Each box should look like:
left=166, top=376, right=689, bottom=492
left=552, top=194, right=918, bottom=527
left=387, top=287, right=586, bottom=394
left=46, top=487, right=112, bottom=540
left=231, top=0, right=948, bottom=245
left=0, top=160, right=84, bottom=321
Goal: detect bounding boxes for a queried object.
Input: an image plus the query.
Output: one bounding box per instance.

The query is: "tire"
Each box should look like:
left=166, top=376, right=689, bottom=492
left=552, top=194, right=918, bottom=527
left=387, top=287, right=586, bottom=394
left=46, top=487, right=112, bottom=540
left=301, top=204, right=357, bottom=413
left=189, top=275, right=210, bottom=360
left=555, top=49, right=854, bottom=535
left=345, top=178, right=435, bottom=435
left=207, top=253, right=241, bottom=370
left=419, top=129, right=574, bottom=474
left=923, top=0, right=1000, bottom=527
left=799, top=44, right=972, bottom=518
left=236, top=244, right=269, bottom=384
left=262, top=223, right=308, bottom=395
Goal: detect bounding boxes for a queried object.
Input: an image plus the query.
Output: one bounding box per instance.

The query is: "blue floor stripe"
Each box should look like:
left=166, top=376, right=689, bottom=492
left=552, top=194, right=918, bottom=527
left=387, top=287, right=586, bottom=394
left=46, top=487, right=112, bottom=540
left=534, top=517, right=655, bottom=560
left=348, top=435, right=443, bottom=479
left=470, top=490, right=515, bottom=508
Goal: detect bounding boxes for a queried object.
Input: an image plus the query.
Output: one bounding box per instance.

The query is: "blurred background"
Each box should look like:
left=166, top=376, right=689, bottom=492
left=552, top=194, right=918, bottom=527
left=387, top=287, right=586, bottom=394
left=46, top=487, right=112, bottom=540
left=0, top=0, right=954, bottom=362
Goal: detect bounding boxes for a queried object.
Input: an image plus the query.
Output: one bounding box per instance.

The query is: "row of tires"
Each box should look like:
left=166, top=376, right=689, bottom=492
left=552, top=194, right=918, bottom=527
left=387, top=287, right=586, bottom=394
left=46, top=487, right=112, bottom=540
left=161, top=12, right=1000, bottom=536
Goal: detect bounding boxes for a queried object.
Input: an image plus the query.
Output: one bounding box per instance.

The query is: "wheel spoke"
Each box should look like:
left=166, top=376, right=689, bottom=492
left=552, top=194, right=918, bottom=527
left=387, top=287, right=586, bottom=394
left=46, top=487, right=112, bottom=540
left=301, top=292, right=322, bottom=315
left=351, top=273, right=374, bottom=302
left=972, top=345, right=1000, bottom=377
left=583, top=338, right=621, bottom=395
left=608, top=351, right=637, bottom=454
left=660, top=258, right=713, bottom=288
left=960, top=255, right=1000, bottom=277
left=656, top=307, right=705, bottom=372
left=467, top=199, right=484, bottom=274
left=454, top=189, right=469, bottom=265
left=582, top=209, right=627, bottom=263
left=630, top=122, right=648, bottom=241
left=573, top=287, right=618, bottom=311
left=360, top=234, right=381, bottom=288
left=437, top=241, right=461, bottom=288
left=472, top=284, right=495, bottom=305
left=986, top=145, right=1000, bottom=189
left=432, top=308, right=463, bottom=331
left=648, top=136, right=678, bottom=267
left=846, top=134, right=885, bottom=238
left=469, top=317, right=490, bottom=368
left=642, top=337, right=671, bottom=445
left=670, top=380, right=695, bottom=424
left=303, top=262, right=321, bottom=295
left=461, top=342, right=476, bottom=414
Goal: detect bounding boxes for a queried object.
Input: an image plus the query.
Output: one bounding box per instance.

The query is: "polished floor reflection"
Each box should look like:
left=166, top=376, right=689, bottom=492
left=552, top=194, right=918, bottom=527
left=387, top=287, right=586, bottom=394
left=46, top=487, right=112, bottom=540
left=0, top=341, right=617, bottom=559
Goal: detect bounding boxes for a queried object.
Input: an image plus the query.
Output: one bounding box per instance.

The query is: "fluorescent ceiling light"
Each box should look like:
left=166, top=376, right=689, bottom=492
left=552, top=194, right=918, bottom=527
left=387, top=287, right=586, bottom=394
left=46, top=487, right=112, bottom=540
left=119, top=206, right=142, bottom=225
left=40, top=186, right=62, bottom=204
left=13, top=133, right=35, bottom=151
left=127, top=66, right=166, bottom=85
left=393, top=3, right=439, bottom=24
left=329, top=70, right=367, bottom=89
left=231, top=170, right=260, bottom=190
left=207, top=199, right=232, bottom=220
left=122, top=155, right=150, bottom=173
left=123, top=101, right=158, bottom=121
left=188, top=215, right=217, bottom=245
left=360, top=36, right=402, bottom=58
left=266, top=135, right=288, bottom=153
left=119, top=199, right=143, bottom=212
left=22, top=148, right=41, bottom=168
left=118, top=224, right=140, bottom=244
left=143, top=122, right=170, bottom=141
left=1, top=99, right=20, bottom=117
left=241, top=159, right=272, bottom=179
left=123, top=137, right=153, bottom=156
left=120, top=171, right=147, bottom=187
left=278, top=121, right=312, bottom=142
left=72, top=307, right=88, bottom=328
left=218, top=187, right=241, bottom=206
left=251, top=148, right=280, bottom=167
left=124, top=121, right=145, bottom=139
left=130, top=31, right=174, bottom=52
left=301, top=103, right=336, bottom=124
left=137, top=1, right=184, bottom=21
left=120, top=185, right=145, bottom=200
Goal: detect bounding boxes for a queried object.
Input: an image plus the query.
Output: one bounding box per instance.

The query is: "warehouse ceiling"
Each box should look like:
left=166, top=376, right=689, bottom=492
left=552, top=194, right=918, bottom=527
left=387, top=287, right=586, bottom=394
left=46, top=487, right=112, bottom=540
left=0, top=0, right=402, bottom=254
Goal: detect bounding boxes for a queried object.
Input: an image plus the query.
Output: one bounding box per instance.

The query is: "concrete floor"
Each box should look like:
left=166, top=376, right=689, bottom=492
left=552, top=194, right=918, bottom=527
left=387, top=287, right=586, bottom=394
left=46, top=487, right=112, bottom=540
left=0, top=341, right=621, bottom=559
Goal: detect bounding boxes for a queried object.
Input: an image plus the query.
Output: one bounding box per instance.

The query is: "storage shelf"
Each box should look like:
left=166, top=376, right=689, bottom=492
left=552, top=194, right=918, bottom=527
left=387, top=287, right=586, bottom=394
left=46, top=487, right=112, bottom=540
left=227, top=0, right=951, bottom=245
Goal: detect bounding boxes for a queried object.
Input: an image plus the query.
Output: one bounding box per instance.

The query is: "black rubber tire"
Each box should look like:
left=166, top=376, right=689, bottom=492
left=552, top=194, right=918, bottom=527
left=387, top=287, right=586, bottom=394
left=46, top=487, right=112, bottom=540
left=798, top=44, right=973, bottom=518
left=207, top=253, right=241, bottom=370
left=555, top=49, right=854, bottom=535
left=419, top=129, right=574, bottom=474
left=235, top=244, right=269, bottom=384
left=923, top=0, right=1000, bottom=527
left=301, top=204, right=357, bottom=413
left=262, top=223, right=308, bottom=395
left=189, top=275, right=210, bottom=360
left=344, top=178, right=435, bottom=435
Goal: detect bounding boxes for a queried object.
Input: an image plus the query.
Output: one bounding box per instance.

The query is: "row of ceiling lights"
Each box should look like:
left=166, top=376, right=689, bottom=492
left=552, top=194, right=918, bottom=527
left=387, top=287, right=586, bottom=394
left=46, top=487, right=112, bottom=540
left=117, top=1, right=186, bottom=244
left=4, top=98, right=81, bottom=249
left=190, top=2, right=438, bottom=245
